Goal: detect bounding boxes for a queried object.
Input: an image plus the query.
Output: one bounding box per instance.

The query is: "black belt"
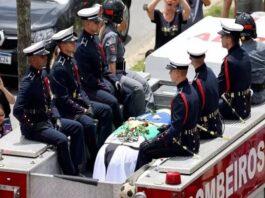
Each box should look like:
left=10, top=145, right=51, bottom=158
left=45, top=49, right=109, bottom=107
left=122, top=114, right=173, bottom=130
left=24, top=107, right=51, bottom=115
left=24, top=109, right=45, bottom=114
left=183, top=127, right=197, bottom=135
left=226, top=89, right=250, bottom=98
left=251, top=82, right=265, bottom=92
left=200, top=109, right=219, bottom=122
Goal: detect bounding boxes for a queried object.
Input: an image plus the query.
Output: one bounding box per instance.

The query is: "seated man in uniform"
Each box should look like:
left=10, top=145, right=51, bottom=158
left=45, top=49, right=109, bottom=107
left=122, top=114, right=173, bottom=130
left=50, top=26, right=113, bottom=170
left=235, top=12, right=265, bottom=105
left=218, top=21, right=251, bottom=120
left=135, top=56, right=200, bottom=171
left=100, top=0, right=155, bottom=117
left=13, top=41, right=85, bottom=176
left=187, top=41, right=223, bottom=139
left=75, top=6, right=124, bottom=128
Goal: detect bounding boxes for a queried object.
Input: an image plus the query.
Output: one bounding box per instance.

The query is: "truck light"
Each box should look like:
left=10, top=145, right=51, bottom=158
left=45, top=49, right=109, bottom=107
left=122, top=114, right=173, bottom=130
left=165, top=171, right=181, bottom=185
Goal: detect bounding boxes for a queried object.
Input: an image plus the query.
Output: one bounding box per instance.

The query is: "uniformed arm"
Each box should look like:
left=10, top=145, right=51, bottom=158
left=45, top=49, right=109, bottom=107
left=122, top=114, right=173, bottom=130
left=180, top=0, right=191, bottom=21
left=104, top=34, right=118, bottom=75
left=80, top=67, right=100, bottom=89
left=202, top=0, right=211, bottom=6
left=79, top=88, right=91, bottom=107
left=146, top=0, right=161, bottom=21
left=167, top=95, right=186, bottom=140
left=75, top=88, right=94, bottom=117
left=13, top=78, right=32, bottom=124
left=218, top=62, right=226, bottom=96
left=50, top=100, right=61, bottom=119
left=50, top=68, right=87, bottom=115
left=75, top=49, right=100, bottom=89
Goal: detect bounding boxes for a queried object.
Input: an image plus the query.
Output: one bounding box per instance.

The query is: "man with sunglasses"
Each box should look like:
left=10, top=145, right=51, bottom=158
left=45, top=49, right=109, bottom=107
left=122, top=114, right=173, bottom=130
left=75, top=6, right=124, bottom=128
left=101, top=0, right=155, bottom=117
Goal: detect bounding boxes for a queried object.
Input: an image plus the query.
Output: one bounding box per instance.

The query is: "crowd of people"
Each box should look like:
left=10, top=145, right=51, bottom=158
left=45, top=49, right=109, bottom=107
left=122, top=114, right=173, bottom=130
left=1, top=0, right=265, bottom=178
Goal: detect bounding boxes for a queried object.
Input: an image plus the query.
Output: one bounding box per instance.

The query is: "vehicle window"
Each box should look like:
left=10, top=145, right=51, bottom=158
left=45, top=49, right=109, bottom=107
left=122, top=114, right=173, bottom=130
left=33, top=0, right=69, bottom=5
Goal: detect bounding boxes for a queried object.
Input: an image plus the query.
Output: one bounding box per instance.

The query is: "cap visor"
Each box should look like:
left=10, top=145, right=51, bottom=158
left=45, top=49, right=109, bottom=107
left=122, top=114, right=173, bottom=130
left=42, top=49, right=50, bottom=56
left=70, top=36, right=78, bottom=41
left=92, top=16, right=103, bottom=23
left=34, top=49, right=50, bottom=56
left=165, top=64, right=173, bottom=70
left=96, top=16, right=103, bottom=22
left=218, top=30, right=226, bottom=35
left=62, top=35, right=78, bottom=42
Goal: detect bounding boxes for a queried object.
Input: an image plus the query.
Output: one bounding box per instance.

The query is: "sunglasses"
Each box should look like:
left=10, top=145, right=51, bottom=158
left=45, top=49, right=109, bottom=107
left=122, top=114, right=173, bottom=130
left=91, top=19, right=101, bottom=24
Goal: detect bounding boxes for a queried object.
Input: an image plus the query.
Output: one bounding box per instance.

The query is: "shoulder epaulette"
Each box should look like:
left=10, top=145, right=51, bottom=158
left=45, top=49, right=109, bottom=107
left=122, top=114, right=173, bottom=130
left=27, top=71, right=36, bottom=81
left=58, top=56, right=66, bottom=66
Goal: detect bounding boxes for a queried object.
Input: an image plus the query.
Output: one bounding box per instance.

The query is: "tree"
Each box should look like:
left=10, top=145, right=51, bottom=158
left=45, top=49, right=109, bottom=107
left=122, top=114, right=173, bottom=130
left=16, top=0, right=31, bottom=83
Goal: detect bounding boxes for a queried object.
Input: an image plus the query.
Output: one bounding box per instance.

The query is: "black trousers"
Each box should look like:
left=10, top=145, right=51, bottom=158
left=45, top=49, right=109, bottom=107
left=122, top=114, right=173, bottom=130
left=23, top=119, right=85, bottom=175
left=135, top=133, right=200, bottom=171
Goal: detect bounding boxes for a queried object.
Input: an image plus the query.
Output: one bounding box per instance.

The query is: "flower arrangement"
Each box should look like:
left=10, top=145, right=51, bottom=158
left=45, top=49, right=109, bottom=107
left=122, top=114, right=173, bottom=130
left=117, top=120, right=150, bottom=142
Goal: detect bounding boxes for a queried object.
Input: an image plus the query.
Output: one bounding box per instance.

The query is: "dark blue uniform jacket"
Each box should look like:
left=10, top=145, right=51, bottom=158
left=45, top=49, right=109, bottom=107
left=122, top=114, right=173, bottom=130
left=50, top=53, right=91, bottom=119
left=168, top=79, right=200, bottom=140
left=13, top=66, right=60, bottom=134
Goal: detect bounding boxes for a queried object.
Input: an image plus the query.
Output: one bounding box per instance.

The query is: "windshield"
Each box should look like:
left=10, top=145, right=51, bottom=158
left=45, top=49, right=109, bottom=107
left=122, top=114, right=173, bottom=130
left=34, top=0, right=69, bottom=5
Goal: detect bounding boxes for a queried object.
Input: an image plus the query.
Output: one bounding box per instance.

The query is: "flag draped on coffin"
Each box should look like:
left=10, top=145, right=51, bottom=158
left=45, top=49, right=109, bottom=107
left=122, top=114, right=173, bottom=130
left=93, top=109, right=171, bottom=183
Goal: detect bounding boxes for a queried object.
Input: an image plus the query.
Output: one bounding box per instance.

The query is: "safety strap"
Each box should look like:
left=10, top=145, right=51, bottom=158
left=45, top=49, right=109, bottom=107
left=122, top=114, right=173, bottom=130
left=74, top=64, right=80, bottom=84
left=43, top=76, right=52, bottom=98
left=195, top=79, right=205, bottom=110
left=224, top=57, right=230, bottom=92
left=98, top=43, right=106, bottom=63
left=180, top=93, right=189, bottom=125
left=171, top=93, right=189, bottom=125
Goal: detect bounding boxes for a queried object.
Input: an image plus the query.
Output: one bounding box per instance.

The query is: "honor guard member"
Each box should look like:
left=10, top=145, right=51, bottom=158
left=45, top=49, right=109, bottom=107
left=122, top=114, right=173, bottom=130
left=187, top=41, right=223, bottom=139
left=101, top=0, right=155, bottom=116
left=218, top=21, right=251, bottom=120
left=13, top=41, right=85, bottom=176
left=135, top=56, right=200, bottom=171
left=236, top=12, right=265, bottom=105
left=50, top=27, right=113, bottom=167
left=75, top=7, right=123, bottom=128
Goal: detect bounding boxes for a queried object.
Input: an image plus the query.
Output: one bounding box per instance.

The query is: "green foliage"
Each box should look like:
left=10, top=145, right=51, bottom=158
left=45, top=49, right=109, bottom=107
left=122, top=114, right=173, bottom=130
left=205, top=5, right=222, bottom=17
left=130, top=59, right=145, bottom=71
left=204, top=4, right=234, bottom=18
left=117, top=121, right=150, bottom=142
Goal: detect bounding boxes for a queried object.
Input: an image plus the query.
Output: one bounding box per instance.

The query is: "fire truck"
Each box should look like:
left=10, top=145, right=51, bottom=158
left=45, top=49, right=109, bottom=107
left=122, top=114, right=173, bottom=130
left=1, top=12, right=265, bottom=198
left=135, top=11, right=265, bottom=198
